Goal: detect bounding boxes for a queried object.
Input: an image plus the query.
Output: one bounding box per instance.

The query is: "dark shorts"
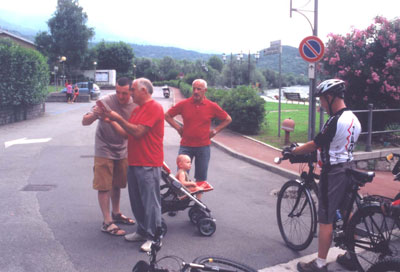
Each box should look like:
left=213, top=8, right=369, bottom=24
left=318, top=162, right=353, bottom=224
left=66, top=93, right=73, bottom=100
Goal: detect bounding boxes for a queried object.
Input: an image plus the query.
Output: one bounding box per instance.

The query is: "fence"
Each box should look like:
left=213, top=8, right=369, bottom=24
left=353, top=104, right=400, bottom=152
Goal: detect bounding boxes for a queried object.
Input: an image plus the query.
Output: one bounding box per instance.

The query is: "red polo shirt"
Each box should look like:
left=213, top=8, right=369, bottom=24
left=167, top=96, right=228, bottom=147
left=128, top=99, right=164, bottom=166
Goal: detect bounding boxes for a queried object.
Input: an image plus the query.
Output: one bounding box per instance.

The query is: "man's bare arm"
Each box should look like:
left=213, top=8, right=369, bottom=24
left=165, top=112, right=183, bottom=136
left=210, top=114, right=232, bottom=138
left=105, top=111, right=149, bottom=138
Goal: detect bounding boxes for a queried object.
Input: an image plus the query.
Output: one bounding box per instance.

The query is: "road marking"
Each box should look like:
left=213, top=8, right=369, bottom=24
left=5, top=137, right=52, bottom=148
left=259, top=247, right=346, bottom=271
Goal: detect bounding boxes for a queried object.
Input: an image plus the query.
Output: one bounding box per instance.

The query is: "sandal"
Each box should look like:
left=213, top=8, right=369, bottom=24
left=101, top=222, right=125, bottom=236
left=112, top=213, right=136, bottom=225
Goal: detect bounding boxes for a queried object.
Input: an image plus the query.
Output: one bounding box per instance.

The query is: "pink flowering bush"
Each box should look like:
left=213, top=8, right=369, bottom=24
left=321, top=16, right=400, bottom=130
left=322, top=16, right=400, bottom=110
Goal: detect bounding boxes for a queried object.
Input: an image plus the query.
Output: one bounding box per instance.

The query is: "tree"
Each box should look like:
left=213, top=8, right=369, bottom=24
left=208, top=56, right=223, bottom=72
left=35, top=0, right=94, bottom=71
left=94, top=41, right=134, bottom=78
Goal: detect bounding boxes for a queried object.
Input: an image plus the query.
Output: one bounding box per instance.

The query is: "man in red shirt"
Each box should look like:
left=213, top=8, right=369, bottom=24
left=165, top=79, right=232, bottom=186
left=104, top=78, right=164, bottom=252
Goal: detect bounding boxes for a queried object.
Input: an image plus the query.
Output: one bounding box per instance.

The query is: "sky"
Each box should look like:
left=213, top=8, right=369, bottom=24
left=0, top=0, right=399, bottom=54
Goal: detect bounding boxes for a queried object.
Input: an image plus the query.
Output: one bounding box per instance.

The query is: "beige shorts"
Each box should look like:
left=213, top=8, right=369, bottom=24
left=93, top=157, right=128, bottom=191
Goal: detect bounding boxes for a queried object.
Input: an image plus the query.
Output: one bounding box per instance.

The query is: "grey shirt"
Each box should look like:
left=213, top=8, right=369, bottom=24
left=94, top=94, right=136, bottom=159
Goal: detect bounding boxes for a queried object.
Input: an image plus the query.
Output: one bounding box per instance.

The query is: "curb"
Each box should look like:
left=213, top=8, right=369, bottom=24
left=211, top=139, right=298, bottom=180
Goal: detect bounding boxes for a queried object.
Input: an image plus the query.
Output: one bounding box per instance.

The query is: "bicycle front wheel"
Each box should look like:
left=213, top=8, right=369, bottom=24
left=276, top=180, right=317, bottom=251
left=346, top=205, right=400, bottom=272
left=191, top=256, right=257, bottom=272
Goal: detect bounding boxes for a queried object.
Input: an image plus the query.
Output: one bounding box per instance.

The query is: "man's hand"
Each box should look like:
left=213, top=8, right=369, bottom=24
left=209, top=129, right=217, bottom=138
left=282, top=143, right=298, bottom=158
left=103, top=110, right=122, bottom=122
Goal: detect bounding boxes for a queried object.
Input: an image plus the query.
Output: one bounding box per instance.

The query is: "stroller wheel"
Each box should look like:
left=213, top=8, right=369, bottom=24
left=189, top=207, right=207, bottom=225
left=197, top=217, right=216, bottom=236
left=161, top=218, right=168, bottom=237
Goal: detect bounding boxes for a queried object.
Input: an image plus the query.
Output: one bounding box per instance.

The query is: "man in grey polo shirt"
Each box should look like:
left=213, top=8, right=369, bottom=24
left=82, top=77, right=136, bottom=236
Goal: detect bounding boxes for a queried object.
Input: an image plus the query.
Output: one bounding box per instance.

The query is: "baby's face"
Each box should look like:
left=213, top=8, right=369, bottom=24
left=180, top=157, right=192, bottom=171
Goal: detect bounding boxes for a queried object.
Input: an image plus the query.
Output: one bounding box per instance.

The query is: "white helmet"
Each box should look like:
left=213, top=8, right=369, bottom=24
left=315, top=79, right=345, bottom=98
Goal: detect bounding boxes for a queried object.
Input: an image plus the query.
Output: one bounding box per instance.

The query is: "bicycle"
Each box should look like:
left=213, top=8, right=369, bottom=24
left=366, top=256, right=400, bottom=272
left=275, top=149, right=400, bottom=272
left=132, top=228, right=257, bottom=272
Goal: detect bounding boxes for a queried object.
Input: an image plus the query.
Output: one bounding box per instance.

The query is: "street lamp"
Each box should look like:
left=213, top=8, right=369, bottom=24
left=54, top=66, right=58, bottom=91
left=133, top=64, right=136, bottom=79
left=59, top=56, right=67, bottom=86
left=237, top=51, right=243, bottom=85
left=222, top=53, right=226, bottom=64
left=93, top=61, right=97, bottom=83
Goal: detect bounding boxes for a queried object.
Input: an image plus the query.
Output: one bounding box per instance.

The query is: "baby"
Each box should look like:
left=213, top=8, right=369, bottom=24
left=175, top=154, right=214, bottom=197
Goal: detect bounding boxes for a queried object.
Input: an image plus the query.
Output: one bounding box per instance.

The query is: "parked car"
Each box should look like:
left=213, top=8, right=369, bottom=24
left=61, top=82, right=101, bottom=100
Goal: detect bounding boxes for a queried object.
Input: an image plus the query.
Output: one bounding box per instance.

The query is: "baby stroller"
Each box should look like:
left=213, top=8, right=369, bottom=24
left=160, top=162, right=216, bottom=236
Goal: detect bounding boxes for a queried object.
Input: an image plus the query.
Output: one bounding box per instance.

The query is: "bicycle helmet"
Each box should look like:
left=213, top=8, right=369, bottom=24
left=315, top=79, right=345, bottom=98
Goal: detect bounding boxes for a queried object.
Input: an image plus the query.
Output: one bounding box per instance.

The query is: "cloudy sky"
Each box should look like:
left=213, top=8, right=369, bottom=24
left=1, top=0, right=399, bottom=54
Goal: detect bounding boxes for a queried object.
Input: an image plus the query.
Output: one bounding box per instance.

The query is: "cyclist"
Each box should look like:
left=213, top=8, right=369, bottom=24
left=283, top=79, right=361, bottom=272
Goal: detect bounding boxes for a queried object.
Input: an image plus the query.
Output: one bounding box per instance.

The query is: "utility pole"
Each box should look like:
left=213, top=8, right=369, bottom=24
left=290, top=0, right=319, bottom=140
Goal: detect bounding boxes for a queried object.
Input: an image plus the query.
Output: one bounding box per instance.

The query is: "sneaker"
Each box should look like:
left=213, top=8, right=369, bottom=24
left=297, top=260, right=327, bottom=272
left=336, top=253, right=358, bottom=271
left=124, top=232, right=146, bottom=242
left=140, top=240, right=153, bottom=252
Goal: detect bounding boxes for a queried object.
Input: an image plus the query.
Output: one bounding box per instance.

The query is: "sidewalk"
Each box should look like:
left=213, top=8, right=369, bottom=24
left=170, top=87, right=400, bottom=199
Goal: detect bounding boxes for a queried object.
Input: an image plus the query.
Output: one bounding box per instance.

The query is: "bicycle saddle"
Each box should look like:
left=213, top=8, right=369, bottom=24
left=346, top=168, right=375, bottom=184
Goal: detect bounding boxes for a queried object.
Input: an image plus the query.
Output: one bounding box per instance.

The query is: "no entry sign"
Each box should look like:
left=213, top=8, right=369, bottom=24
left=299, top=36, right=325, bottom=63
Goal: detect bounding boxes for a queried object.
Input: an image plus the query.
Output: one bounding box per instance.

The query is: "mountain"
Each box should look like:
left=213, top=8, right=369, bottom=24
left=1, top=19, right=307, bottom=76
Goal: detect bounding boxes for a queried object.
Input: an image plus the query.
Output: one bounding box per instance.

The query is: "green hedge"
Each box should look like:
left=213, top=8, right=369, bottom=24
left=0, top=39, right=49, bottom=107
left=208, top=86, right=266, bottom=134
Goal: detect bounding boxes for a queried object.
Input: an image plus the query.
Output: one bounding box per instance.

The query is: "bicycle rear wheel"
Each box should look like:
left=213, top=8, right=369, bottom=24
left=191, top=256, right=257, bottom=272
left=367, top=257, right=400, bottom=272
left=346, top=205, right=400, bottom=272
left=276, top=180, right=317, bottom=251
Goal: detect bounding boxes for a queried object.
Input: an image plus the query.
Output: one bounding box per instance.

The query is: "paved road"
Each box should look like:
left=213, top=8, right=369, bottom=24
left=0, top=87, right=355, bottom=272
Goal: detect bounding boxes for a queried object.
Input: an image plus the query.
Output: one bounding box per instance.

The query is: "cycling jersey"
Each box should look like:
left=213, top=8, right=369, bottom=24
left=314, top=108, right=361, bottom=166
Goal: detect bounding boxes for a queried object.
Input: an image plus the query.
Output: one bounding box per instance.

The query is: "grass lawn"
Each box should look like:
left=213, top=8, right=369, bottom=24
left=252, top=101, right=389, bottom=151
left=46, top=85, right=61, bottom=94
left=253, top=102, right=324, bottom=148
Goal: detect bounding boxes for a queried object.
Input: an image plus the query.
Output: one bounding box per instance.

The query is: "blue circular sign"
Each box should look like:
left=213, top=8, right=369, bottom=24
left=299, top=36, right=325, bottom=63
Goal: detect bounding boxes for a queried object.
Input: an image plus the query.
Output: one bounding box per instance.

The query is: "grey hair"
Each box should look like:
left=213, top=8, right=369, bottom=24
left=192, top=79, right=207, bottom=89
left=136, top=78, right=154, bottom=94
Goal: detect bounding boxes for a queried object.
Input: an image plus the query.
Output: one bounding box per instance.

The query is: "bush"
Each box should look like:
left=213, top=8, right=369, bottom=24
left=220, top=86, right=266, bottom=134
left=0, top=39, right=49, bottom=107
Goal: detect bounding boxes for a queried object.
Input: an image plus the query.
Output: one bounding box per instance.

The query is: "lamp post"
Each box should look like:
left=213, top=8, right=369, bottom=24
left=237, top=51, right=243, bottom=86
left=222, top=53, right=234, bottom=88
left=246, top=51, right=261, bottom=86
left=53, top=66, right=58, bottom=91
left=133, top=64, right=137, bottom=79
left=93, top=61, right=97, bottom=83
left=59, top=56, right=66, bottom=86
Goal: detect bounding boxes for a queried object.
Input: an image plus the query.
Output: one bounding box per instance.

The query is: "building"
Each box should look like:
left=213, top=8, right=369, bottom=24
left=0, top=29, right=36, bottom=50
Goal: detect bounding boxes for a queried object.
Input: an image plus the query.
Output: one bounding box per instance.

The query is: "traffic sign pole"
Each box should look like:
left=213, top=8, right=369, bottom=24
left=299, top=35, right=324, bottom=140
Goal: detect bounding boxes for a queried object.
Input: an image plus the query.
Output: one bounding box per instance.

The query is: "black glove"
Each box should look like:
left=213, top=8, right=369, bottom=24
left=282, top=143, right=298, bottom=157
left=282, top=146, right=293, bottom=157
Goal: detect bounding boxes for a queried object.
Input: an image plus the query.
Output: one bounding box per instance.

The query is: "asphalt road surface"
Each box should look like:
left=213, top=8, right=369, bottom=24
left=1, top=87, right=329, bottom=272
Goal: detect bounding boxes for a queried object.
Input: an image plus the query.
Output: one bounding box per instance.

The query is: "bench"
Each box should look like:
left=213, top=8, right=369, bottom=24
left=283, top=92, right=307, bottom=104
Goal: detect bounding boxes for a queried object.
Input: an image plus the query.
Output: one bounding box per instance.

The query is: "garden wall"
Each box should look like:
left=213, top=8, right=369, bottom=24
left=0, top=103, right=45, bottom=126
